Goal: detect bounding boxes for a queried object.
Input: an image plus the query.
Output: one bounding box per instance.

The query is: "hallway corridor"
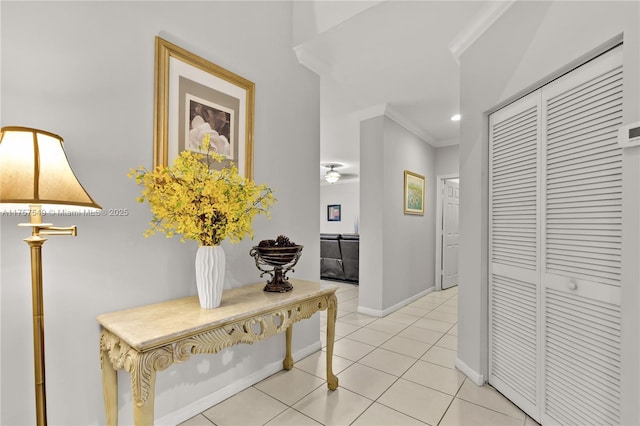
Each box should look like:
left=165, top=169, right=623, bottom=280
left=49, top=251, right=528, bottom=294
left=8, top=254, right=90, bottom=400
left=181, top=282, right=537, bottom=426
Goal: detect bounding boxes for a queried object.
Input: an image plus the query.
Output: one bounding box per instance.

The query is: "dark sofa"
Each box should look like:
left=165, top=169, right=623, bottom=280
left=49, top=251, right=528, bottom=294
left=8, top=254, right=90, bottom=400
left=320, top=233, right=359, bottom=283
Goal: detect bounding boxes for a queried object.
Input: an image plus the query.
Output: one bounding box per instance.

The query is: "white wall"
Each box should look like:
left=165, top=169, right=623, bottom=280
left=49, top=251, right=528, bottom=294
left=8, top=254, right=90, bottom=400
left=292, top=1, right=382, bottom=47
left=457, top=1, right=639, bottom=423
left=0, top=2, right=320, bottom=425
left=382, top=118, right=436, bottom=308
left=320, top=145, right=457, bottom=236
left=319, top=76, right=363, bottom=180
left=435, top=145, right=459, bottom=177
left=320, top=181, right=359, bottom=234
left=317, top=75, right=362, bottom=236
left=360, top=115, right=436, bottom=314
left=359, top=116, right=385, bottom=310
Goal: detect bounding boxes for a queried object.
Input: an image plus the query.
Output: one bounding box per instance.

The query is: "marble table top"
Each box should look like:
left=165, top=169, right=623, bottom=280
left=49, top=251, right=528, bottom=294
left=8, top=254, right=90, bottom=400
left=97, top=279, right=337, bottom=351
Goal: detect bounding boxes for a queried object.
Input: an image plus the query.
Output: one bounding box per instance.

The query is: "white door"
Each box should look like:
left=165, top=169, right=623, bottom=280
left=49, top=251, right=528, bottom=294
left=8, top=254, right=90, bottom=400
left=442, top=179, right=459, bottom=289
left=489, top=45, right=624, bottom=425
left=489, top=91, right=542, bottom=419
left=540, top=47, right=623, bottom=426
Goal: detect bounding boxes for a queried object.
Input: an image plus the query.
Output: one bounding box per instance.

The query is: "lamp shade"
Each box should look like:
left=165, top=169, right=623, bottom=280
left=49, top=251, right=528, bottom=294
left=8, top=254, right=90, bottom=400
left=0, top=126, right=101, bottom=212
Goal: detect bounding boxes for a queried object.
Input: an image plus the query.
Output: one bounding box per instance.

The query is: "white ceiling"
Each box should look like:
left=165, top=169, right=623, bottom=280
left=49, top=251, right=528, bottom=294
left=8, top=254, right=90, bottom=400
left=293, top=1, right=514, bottom=182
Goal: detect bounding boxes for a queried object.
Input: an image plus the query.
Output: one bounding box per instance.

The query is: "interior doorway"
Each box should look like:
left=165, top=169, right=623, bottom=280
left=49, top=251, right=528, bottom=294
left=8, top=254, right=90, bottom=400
left=435, top=175, right=460, bottom=290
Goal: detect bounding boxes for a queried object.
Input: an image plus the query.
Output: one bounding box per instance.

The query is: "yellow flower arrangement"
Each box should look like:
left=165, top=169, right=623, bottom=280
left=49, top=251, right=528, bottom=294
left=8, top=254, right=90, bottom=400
left=129, top=134, right=275, bottom=246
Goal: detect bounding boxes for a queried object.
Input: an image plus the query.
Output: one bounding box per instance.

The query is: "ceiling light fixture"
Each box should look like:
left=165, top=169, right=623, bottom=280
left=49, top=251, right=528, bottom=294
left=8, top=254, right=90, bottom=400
left=323, top=164, right=342, bottom=184
left=450, top=114, right=461, bottom=121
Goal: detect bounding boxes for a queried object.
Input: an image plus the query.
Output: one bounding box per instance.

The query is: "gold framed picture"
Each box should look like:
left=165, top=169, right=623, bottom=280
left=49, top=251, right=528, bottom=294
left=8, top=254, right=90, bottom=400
left=404, top=170, right=425, bottom=215
left=153, top=36, right=255, bottom=179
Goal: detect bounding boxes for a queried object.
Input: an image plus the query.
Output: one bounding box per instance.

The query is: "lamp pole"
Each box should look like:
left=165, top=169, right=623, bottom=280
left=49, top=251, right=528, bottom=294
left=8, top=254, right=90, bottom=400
left=27, top=233, right=47, bottom=426
left=20, top=206, right=76, bottom=426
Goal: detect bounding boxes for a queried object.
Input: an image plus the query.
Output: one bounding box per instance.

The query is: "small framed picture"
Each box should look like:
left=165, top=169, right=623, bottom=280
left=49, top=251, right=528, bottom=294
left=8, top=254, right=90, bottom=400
left=404, top=170, right=425, bottom=215
left=327, top=204, right=341, bottom=221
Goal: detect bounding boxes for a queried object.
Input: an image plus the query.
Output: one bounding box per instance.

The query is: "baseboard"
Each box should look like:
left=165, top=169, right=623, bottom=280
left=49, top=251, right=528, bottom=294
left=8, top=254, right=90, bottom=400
left=357, top=287, right=434, bottom=317
left=455, top=357, right=485, bottom=386
left=156, top=341, right=322, bottom=425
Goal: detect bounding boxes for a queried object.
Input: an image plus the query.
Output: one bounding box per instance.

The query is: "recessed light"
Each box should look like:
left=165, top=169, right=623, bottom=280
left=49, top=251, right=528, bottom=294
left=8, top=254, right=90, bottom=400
left=450, top=114, right=461, bottom=121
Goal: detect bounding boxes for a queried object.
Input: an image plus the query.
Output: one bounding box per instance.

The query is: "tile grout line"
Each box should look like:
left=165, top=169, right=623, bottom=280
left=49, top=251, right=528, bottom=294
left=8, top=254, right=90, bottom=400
left=435, top=376, right=468, bottom=425
left=190, top=286, right=462, bottom=426
left=252, top=382, right=325, bottom=426
left=344, top=290, right=460, bottom=426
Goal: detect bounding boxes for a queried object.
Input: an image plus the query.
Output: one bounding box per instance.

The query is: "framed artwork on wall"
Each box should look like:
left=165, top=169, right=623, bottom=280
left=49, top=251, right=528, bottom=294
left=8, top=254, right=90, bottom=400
left=327, top=204, right=341, bottom=221
left=404, top=170, right=425, bottom=215
left=153, top=36, right=255, bottom=179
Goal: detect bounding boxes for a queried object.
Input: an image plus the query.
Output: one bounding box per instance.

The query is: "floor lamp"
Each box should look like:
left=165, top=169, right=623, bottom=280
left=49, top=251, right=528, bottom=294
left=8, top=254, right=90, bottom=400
left=0, top=127, right=101, bottom=426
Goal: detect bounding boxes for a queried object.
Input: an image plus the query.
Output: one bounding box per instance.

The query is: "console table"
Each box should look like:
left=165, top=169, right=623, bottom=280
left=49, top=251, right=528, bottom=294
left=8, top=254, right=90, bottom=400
left=97, top=279, right=338, bottom=425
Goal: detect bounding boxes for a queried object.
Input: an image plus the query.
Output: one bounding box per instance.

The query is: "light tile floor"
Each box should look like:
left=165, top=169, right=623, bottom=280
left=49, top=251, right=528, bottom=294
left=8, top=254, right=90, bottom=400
left=180, top=281, right=539, bottom=426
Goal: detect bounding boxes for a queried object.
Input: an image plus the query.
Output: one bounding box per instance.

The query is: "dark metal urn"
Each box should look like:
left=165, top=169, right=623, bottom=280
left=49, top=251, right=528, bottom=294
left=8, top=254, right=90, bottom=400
left=249, top=245, right=303, bottom=292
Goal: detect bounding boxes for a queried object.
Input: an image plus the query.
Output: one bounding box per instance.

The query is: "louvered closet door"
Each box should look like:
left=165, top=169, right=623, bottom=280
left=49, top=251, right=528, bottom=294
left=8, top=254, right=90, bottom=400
left=489, top=91, right=542, bottom=419
left=541, top=47, right=623, bottom=426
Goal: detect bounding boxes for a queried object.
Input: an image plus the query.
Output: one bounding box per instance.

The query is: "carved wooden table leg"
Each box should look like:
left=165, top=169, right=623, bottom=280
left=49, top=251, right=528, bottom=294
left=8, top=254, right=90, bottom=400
left=283, top=325, right=294, bottom=370
left=133, top=391, right=155, bottom=426
left=100, top=347, right=118, bottom=426
left=130, top=349, right=168, bottom=426
left=325, top=293, right=339, bottom=390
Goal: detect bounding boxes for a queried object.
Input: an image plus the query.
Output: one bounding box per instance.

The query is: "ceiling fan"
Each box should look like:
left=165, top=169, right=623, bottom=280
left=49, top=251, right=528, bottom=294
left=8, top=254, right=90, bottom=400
left=323, top=164, right=341, bottom=184
left=321, top=163, right=358, bottom=184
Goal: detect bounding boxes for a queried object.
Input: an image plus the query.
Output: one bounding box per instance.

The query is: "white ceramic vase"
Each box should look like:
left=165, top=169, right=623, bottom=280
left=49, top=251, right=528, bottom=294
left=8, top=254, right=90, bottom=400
left=195, top=245, right=225, bottom=309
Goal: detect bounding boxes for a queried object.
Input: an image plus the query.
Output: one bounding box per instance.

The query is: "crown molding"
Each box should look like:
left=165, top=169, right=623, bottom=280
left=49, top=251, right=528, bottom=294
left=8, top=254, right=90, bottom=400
left=293, top=45, right=332, bottom=76
left=354, top=105, right=450, bottom=148
left=352, top=103, right=438, bottom=146
left=353, top=103, right=388, bottom=121
left=385, top=105, right=437, bottom=146
left=431, top=137, right=460, bottom=148
left=449, top=1, right=516, bottom=63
